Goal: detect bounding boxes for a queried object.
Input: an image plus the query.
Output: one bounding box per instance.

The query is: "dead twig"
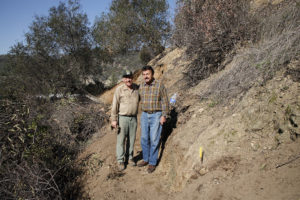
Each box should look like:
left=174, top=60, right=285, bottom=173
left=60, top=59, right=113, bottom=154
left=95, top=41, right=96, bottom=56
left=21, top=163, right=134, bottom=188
left=276, top=154, right=300, bottom=169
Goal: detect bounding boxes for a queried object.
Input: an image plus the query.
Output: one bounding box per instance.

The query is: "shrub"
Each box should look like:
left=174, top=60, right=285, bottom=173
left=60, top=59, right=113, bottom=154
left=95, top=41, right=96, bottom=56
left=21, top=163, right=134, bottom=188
left=173, top=0, right=254, bottom=85
left=194, top=1, right=300, bottom=104
left=0, top=96, right=107, bottom=199
left=139, top=46, right=153, bottom=64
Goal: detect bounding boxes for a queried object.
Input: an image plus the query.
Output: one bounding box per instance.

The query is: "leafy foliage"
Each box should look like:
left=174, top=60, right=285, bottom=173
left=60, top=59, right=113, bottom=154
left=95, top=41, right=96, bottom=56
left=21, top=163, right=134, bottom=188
left=139, top=46, right=153, bottom=64
left=0, top=1, right=109, bottom=199
left=5, top=0, right=102, bottom=97
left=93, top=0, right=170, bottom=57
left=0, top=55, right=8, bottom=73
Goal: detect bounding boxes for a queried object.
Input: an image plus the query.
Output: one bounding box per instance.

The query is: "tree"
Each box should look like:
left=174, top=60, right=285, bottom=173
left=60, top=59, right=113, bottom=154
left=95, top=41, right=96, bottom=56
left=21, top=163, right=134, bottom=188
left=93, top=0, right=170, bottom=56
left=133, top=0, right=170, bottom=54
left=0, top=2, right=105, bottom=199
left=7, top=0, right=99, bottom=96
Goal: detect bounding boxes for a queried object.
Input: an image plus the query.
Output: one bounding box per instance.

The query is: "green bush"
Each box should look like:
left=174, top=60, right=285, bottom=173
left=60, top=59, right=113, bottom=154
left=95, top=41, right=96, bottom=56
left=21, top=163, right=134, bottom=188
left=93, top=0, right=170, bottom=56
left=6, top=0, right=104, bottom=96
left=139, top=46, right=153, bottom=64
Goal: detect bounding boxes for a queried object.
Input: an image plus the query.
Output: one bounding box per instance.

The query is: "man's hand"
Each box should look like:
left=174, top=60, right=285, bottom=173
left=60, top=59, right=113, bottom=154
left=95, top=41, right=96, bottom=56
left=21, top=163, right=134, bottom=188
left=160, top=116, right=167, bottom=125
left=111, top=121, right=118, bottom=129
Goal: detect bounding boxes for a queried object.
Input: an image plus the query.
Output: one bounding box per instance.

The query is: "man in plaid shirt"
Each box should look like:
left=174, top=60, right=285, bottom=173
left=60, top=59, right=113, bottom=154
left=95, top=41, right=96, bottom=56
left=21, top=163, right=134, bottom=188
left=137, top=65, right=170, bottom=173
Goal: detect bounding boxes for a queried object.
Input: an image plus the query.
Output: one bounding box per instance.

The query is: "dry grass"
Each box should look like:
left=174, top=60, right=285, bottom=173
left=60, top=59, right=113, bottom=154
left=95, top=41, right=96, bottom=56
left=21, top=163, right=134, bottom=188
left=197, top=1, right=300, bottom=104
left=173, top=0, right=254, bottom=85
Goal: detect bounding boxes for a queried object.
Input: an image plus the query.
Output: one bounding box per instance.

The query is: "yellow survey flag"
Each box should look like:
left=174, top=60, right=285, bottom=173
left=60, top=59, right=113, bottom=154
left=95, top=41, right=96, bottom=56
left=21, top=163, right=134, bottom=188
left=199, top=147, right=203, bottom=159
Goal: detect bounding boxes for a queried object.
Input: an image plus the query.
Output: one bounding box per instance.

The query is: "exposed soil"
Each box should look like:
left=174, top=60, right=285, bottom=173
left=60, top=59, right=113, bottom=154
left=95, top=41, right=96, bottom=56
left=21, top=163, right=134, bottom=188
left=78, top=46, right=300, bottom=199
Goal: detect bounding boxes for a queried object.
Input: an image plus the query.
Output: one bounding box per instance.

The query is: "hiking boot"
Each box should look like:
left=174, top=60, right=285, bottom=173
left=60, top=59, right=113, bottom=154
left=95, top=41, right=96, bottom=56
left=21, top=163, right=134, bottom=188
left=118, top=162, right=125, bottom=171
left=147, top=165, right=156, bottom=173
left=137, top=160, right=148, bottom=167
left=128, top=159, right=136, bottom=166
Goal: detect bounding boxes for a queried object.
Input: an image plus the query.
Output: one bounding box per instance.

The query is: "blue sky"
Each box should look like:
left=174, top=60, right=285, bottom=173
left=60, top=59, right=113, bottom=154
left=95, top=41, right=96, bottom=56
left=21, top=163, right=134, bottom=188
left=0, top=0, right=176, bottom=55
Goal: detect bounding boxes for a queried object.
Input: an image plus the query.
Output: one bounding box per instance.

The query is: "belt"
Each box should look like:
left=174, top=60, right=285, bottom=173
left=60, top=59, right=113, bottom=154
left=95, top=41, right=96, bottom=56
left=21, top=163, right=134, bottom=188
left=143, top=110, right=160, bottom=114
left=120, top=115, right=136, bottom=117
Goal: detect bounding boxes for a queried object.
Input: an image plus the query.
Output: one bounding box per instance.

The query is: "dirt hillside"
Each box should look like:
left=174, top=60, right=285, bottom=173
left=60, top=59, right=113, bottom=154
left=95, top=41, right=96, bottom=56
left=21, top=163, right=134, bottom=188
left=78, top=44, right=299, bottom=199
left=78, top=1, right=300, bottom=199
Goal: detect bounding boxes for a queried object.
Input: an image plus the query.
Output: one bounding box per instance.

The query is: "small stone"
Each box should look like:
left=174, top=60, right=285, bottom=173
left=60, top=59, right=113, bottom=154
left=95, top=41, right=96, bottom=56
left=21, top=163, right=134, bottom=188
left=199, top=168, right=208, bottom=176
left=190, top=174, right=199, bottom=179
left=251, top=142, right=259, bottom=151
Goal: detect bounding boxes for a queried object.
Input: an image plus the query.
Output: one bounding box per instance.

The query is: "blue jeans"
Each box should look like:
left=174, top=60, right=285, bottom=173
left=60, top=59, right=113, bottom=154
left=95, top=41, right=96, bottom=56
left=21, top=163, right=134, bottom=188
left=140, top=111, right=162, bottom=166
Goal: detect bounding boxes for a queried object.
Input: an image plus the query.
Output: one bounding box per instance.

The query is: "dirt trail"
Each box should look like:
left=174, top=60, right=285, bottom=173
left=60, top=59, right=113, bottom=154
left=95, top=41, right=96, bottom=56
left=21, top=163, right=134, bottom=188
left=79, top=120, right=176, bottom=200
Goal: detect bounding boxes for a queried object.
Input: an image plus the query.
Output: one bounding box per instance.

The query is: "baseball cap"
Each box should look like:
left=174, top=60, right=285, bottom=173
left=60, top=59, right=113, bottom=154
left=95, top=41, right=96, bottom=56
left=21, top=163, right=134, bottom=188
left=122, top=70, right=133, bottom=77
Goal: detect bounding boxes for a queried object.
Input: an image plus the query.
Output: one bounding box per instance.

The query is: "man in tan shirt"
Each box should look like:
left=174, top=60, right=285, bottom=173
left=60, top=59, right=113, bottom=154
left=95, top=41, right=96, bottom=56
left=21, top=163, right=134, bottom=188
left=111, top=70, right=139, bottom=171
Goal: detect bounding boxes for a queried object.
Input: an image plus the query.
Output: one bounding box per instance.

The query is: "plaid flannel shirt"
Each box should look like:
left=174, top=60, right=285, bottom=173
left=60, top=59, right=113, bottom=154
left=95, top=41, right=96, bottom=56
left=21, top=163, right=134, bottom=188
left=139, top=79, right=169, bottom=117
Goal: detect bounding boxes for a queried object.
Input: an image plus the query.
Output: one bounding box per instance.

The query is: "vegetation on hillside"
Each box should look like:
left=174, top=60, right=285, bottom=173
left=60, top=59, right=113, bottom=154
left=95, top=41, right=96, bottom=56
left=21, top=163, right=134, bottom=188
left=1, top=0, right=299, bottom=199
left=186, top=0, right=300, bottom=104
left=0, top=0, right=171, bottom=199
left=0, top=1, right=106, bottom=194
left=173, top=0, right=300, bottom=87
left=173, top=0, right=255, bottom=85
left=0, top=55, right=8, bottom=72
left=3, top=0, right=100, bottom=97
left=0, top=96, right=107, bottom=199
left=93, top=0, right=170, bottom=63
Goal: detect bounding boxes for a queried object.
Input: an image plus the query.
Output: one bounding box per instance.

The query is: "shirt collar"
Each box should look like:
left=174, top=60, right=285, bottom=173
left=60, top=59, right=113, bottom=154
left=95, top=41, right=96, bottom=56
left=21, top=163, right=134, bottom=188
left=122, top=83, right=137, bottom=91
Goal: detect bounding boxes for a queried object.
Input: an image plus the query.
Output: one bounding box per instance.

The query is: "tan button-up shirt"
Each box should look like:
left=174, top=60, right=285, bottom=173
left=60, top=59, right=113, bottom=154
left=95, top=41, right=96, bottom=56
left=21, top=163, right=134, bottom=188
left=111, top=83, right=139, bottom=122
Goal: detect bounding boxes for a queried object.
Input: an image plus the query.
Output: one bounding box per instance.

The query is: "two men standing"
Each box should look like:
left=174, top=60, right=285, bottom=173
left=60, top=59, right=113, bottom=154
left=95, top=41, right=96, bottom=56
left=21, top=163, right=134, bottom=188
left=111, top=66, right=169, bottom=173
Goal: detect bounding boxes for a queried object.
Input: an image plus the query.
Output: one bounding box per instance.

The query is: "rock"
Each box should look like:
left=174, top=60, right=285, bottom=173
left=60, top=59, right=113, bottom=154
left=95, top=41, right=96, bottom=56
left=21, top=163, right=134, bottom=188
left=251, top=120, right=265, bottom=132
left=199, top=168, right=209, bottom=176
left=251, top=142, right=260, bottom=151
left=190, top=173, right=199, bottom=179
left=198, top=108, right=204, bottom=113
